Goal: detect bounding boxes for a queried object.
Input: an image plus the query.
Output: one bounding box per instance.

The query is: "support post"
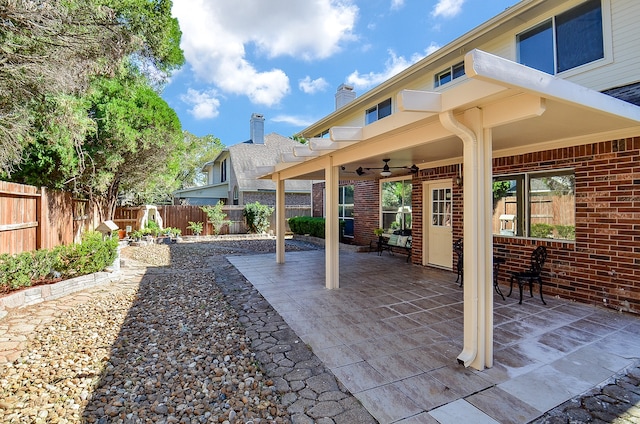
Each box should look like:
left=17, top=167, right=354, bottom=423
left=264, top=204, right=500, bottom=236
left=275, top=176, right=285, bottom=264
left=325, top=157, right=340, bottom=289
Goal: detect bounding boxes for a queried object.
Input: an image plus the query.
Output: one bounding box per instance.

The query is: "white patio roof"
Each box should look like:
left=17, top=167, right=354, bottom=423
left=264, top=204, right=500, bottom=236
left=266, top=49, right=640, bottom=372
left=261, top=49, right=640, bottom=181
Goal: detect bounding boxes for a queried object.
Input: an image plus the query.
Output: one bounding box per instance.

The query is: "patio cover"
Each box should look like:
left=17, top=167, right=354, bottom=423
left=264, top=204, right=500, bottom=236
left=260, top=49, right=640, bottom=370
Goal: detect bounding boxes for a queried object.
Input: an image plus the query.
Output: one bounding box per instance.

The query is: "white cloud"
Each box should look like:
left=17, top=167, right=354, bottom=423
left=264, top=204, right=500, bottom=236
left=299, top=76, right=329, bottom=94
left=181, top=88, right=221, bottom=119
left=431, top=0, right=465, bottom=19
left=272, top=115, right=315, bottom=127
left=346, top=49, right=427, bottom=90
left=426, top=41, right=442, bottom=56
left=173, top=0, right=358, bottom=106
left=390, top=0, right=405, bottom=11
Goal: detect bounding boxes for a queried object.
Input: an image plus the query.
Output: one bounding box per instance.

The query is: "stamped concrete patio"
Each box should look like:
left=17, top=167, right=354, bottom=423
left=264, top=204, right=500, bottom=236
left=228, top=249, right=640, bottom=424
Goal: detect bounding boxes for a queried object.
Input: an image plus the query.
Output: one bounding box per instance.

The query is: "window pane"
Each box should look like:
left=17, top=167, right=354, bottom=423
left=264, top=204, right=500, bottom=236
left=344, top=185, right=354, bottom=204
left=517, top=20, right=554, bottom=74
left=436, top=70, right=451, bottom=87
left=556, top=0, right=603, bottom=72
left=452, top=62, right=465, bottom=79
left=492, top=177, right=524, bottom=236
left=529, top=173, right=575, bottom=240
left=344, top=205, right=354, bottom=218
left=365, top=106, right=378, bottom=125
left=378, top=98, right=392, bottom=120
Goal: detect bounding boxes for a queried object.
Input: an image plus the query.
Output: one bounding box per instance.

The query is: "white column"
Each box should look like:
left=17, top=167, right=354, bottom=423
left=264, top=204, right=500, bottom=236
left=461, top=107, right=493, bottom=371
left=325, top=157, right=340, bottom=289
left=275, top=177, right=285, bottom=264
left=440, top=108, right=493, bottom=371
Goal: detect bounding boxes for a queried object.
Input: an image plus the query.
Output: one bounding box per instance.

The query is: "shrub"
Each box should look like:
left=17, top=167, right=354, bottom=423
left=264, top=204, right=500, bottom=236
left=555, top=225, right=575, bottom=240
left=288, top=216, right=325, bottom=238
left=243, top=202, right=274, bottom=234
left=0, top=231, right=118, bottom=293
left=202, top=202, right=231, bottom=235
left=530, top=223, right=554, bottom=239
left=187, top=221, right=204, bottom=235
left=56, top=231, right=118, bottom=278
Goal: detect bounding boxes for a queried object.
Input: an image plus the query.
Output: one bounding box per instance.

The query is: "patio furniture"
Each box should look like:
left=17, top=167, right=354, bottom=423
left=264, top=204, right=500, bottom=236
left=453, top=238, right=463, bottom=286
left=508, top=245, right=548, bottom=305
left=453, top=238, right=506, bottom=300
left=379, top=231, right=412, bottom=263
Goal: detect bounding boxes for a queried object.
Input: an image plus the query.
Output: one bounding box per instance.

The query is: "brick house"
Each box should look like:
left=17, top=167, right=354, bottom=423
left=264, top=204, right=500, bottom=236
left=259, top=0, right=640, bottom=370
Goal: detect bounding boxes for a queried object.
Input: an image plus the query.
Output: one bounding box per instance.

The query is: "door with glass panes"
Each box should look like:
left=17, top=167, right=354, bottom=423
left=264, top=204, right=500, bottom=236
left=424, top=181, right=453, bottom=268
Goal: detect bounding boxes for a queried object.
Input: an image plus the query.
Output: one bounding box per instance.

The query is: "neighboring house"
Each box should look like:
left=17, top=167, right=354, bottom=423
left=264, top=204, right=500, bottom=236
left=260, top=0, right=640, bottom=371
left=173, top=114, right=312, bottom=207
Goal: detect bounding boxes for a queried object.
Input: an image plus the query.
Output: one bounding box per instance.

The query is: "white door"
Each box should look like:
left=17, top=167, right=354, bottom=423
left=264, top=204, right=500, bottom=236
left=424, top=181, right=453, bottom=268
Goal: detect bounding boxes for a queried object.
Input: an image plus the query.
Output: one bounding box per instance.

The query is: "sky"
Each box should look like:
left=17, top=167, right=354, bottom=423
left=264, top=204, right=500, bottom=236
left=162, top=0, right=519, bottom=147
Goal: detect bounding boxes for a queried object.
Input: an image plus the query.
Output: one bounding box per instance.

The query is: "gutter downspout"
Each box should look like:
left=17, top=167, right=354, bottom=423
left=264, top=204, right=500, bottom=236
left=439, top=110, right=480, bottom=368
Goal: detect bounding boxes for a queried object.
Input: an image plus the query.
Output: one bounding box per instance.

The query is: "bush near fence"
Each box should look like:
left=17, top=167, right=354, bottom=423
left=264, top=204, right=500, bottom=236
left=0, top=231, right=118, bottom=294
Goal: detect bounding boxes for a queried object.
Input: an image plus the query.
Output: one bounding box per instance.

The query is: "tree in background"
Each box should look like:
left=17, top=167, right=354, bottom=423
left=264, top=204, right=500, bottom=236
left=1, top=0, right=187, bottom=219
left=177, top=132, right=225, bottom=189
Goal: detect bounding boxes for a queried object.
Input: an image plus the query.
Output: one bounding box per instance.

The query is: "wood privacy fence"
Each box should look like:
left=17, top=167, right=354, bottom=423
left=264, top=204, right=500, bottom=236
left=0, top=182, right=95, bottom=255
left=114, top=205, right=312, bottom=236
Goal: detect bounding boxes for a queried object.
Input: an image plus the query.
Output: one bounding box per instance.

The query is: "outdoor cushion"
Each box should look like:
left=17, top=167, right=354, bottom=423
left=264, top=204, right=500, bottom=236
left=387, top=234, right=399, bottom=246
left=397, top=235, right=408, bottom=247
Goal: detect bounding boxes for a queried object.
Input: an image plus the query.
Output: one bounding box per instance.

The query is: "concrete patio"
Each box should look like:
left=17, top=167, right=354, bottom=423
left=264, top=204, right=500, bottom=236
left=228, top=249, right=640, bottom=424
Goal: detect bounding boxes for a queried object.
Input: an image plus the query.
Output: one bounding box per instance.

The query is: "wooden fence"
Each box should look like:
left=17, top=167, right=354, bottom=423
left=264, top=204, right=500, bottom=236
left=0, top=182, right=95, bottom=255
left=113, top=205, right=312, bottom=236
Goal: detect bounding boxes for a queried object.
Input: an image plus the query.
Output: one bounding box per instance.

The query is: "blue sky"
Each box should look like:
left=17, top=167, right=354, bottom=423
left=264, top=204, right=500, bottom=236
left=163, top=0, right=518, bottom=146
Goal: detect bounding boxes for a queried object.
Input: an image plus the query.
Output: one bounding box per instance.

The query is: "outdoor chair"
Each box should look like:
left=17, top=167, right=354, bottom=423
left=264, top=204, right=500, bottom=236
left=453, top=238, right=463, bottom=286
left=508, top=245, right=547, bottom=305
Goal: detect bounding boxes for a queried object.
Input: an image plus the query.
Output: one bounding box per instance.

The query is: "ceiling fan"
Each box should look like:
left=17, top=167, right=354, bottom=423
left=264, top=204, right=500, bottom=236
left=355, top=159, right=419, bottom=177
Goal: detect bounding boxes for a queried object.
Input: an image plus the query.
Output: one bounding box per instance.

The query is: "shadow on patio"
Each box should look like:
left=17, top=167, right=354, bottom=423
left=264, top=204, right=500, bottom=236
left=228, top=249, right=640, bottom=424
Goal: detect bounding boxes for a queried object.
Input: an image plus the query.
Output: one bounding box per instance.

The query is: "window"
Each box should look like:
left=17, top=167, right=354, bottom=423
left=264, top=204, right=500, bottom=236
left=517, top=0, right=603, bottom=74
left=431, top=188, right=452, bottom=227
left=381, top=179, right=412, bottom=232
left=434, top=62, right=465, bottom=88
left=220, top=159, right=227, bottom=182
left=339, top=185, right=354, bottom=237
left=493, top=170, right=575, bottom=240
left=314, top=129, right=330, bottom=138
left=233, top=186, right=239, bottom=205
left=365, top=98, right=392, bottom=125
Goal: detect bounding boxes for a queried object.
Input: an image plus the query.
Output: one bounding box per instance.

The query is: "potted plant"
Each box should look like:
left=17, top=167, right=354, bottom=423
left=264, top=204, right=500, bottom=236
left=187, top=221, right=204, bottom=236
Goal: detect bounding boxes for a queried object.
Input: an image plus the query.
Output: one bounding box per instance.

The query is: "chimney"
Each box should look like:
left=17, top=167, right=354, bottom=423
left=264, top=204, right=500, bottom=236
left=250, top=113, right=265, bottom=144
left=335, top=84, right=356, bottom=110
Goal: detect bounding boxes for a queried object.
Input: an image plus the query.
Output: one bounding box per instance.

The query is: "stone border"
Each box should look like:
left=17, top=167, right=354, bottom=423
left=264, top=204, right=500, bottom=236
left=0, top=271, right=122, bottom=319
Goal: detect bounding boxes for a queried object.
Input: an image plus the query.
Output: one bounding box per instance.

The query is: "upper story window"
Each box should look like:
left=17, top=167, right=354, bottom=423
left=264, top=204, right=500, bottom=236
left=314, top=129, right=330, bottom=138
left=220, top=158, right=227, bottom=183
left=365, top=98, right=392, bottom=125
left=434, top=62, right=465, bottom=88
left=517, top=0, right=603, bottom=75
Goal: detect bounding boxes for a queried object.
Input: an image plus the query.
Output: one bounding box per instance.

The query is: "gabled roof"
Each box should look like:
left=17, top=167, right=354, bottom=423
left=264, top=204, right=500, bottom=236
left=229, top=133, right=312, bottom=192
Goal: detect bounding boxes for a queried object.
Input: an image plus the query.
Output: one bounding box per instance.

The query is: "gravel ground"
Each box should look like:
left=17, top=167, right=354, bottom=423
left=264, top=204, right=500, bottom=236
left=0, top=238, right=324, bottom=424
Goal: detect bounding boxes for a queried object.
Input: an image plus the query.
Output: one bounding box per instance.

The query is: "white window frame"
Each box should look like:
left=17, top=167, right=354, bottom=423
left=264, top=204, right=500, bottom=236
left=365, top=98, right=392, bottom=125
left=434, top=61, right=465, bottom=88
left=515, top=0, right=612, bottom=78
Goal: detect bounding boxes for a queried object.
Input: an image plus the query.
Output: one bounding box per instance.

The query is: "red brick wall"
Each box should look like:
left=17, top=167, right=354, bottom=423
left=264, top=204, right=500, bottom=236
left=349, top=138, right=640, bottom=314
left=490, top=137, right=640, bottom=314
left=312, top=182, right=324, bottom=217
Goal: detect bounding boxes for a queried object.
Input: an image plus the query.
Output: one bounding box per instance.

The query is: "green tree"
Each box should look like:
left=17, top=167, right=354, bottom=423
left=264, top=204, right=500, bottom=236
left=80, top=71, right=184, bottom=219
left=177, top=132, right=225, bottom=189
left=0, top=0, right=184, bottom=175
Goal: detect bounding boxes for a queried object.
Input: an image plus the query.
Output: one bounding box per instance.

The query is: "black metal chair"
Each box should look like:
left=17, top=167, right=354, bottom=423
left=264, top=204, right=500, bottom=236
left=508, top=246, right=548, bottom=305
left=453, top=238, right=463, bottom=286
